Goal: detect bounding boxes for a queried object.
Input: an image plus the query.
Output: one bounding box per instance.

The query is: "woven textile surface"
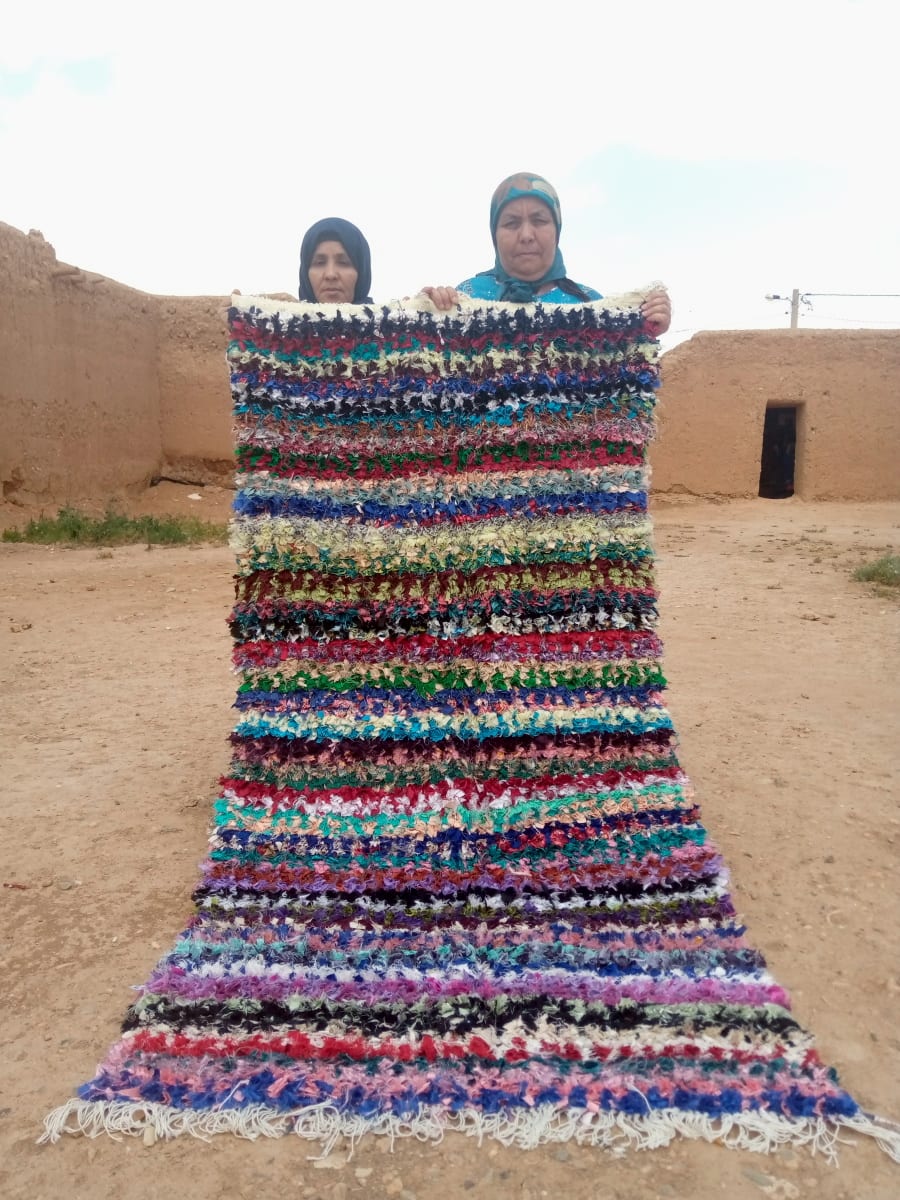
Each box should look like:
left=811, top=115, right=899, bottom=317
left=44, top=295, right=899, bottom=1159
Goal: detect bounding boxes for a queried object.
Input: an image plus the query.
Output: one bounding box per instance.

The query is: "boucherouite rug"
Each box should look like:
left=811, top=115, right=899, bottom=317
left=43, top=294, right=899, bottom=1162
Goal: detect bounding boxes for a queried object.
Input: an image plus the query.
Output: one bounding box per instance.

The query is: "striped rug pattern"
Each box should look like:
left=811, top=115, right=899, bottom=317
left=43, top=296, right=898, bottom=1162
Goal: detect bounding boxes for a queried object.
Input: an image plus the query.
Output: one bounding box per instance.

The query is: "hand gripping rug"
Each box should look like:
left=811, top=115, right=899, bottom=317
left=43, top=294, right=899, bottom=1162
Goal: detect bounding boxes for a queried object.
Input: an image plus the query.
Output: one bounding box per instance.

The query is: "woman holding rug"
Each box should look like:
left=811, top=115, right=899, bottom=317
left=423, top=171, right=671, bottom=333
left=298, top=216, right=374, bottom=304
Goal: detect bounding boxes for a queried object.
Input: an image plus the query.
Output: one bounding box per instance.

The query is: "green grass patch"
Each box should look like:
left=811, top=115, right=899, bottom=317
left=853, top=554, right=900, bottom=589
left=1, top=507, right=228, bottom=547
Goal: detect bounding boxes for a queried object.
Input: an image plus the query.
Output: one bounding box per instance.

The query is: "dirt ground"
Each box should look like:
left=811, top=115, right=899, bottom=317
left=1, top=488, right=898, bottom=1200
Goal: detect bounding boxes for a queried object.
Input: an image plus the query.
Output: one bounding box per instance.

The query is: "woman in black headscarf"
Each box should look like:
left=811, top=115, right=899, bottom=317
left=298, top=217, right=373, bottom=304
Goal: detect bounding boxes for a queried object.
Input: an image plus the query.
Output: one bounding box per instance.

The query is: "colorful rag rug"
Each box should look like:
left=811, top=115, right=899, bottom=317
left=44, top=295, right=899, bottom=1161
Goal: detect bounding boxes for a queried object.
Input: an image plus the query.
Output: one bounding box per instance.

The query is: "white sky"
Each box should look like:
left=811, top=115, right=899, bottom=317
left=2, top=0, right=898, bottom=348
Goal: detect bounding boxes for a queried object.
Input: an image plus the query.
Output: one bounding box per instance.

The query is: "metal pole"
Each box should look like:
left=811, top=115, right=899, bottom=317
left=790, top=289, right=799, bottom=329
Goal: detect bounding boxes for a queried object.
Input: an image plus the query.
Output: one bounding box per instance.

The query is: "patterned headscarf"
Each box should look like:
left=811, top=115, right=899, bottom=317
left=490, top=172, right=562, bottom=244
left=298, top=217, right=373, bottom=304
left=484, top=172, right=568, bottom=302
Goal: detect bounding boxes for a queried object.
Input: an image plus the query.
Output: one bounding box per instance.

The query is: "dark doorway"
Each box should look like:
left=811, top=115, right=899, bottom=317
left=758, top=406, right=797, bottom=498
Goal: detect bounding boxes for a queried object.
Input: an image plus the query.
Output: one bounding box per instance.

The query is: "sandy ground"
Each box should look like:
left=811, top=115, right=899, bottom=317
left=1, top=490, right=898, bottom=1200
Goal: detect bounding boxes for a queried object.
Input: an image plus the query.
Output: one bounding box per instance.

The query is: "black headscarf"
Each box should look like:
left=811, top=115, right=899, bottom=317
left=298, top=217, right=373, bottom=303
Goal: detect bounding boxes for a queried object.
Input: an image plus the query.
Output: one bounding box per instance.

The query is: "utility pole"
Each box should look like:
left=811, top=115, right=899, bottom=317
left=765, top=290, right=801, bottom=328
left=765, top=291, right=900, bottom=329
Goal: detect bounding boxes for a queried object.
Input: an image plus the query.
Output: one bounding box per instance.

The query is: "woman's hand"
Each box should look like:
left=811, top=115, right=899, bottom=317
left=641, top=288, right=671, bottom=335
left=421, top=286, right=461, bottom=311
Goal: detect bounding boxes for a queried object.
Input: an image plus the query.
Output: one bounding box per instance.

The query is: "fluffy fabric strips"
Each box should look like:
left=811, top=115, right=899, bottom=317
left=43, top=294, right=899, bottom=1164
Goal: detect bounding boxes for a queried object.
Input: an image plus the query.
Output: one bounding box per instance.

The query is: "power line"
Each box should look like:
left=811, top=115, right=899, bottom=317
left=802, top=292, right=900, bottom=298
left=766, top=288, right=900, bottom=328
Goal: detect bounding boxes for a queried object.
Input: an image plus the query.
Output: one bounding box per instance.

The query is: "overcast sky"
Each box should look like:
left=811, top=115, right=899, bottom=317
left=2, top=0, right=897, bottom=348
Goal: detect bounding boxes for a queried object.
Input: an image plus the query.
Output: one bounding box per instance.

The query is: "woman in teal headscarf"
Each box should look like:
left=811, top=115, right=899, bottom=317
left=425, top=171, right=670, bottom=331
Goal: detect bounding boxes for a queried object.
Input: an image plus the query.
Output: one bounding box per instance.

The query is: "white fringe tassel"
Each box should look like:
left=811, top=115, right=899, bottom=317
left=39, top=1099, right=900, bottom=1165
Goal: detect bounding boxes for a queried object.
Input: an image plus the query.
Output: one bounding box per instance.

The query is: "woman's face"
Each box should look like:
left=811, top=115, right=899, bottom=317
left=308, top=240, right=359, bottom=303
left=494, top=197, right=558, bottom=281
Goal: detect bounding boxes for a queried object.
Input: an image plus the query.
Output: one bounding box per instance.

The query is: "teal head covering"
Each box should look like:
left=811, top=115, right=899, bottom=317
left=486, top=172, right=567, bottom=301
left=490, top=172, right=562, bottom=242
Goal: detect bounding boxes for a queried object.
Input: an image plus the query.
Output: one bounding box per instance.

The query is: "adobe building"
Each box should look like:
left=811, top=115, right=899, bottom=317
left=1, top=220, right=898, bottom=508
left=653, top=329, right=899, bottom=500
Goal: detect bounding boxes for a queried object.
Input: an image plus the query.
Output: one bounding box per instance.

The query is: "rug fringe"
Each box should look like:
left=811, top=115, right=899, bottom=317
left=39, top=1099, right=900, bottom=1164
